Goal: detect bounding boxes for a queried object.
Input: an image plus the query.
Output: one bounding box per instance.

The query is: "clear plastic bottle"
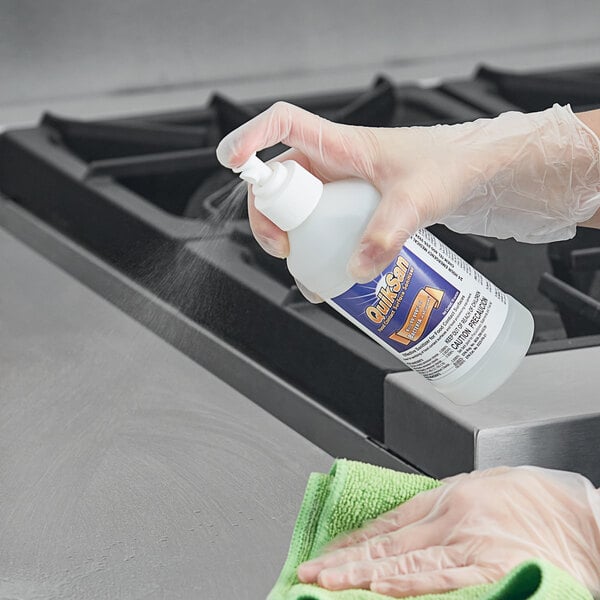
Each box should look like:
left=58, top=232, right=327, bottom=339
left=232, top=155, right=534, bottom=405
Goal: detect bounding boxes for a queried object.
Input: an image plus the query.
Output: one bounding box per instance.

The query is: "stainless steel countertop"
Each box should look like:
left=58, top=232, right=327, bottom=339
left=0, top=226, right=332, bottom=599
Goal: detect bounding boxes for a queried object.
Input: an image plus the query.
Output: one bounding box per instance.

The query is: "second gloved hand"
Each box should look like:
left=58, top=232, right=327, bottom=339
left=296, top=466, right=600, bottom=598
left=216, top=102, right=600, bottom=287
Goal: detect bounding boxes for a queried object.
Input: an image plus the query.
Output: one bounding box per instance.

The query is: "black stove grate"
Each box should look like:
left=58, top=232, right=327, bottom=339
left=442, top=64, right=600, bottom=116
left=476, top=65, right=600, bottom=113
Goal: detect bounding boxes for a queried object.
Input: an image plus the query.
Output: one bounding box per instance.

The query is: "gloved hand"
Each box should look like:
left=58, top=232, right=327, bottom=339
left=216, top=102, right=600, bottom=289
left=296, top=466, right=600, bottom=598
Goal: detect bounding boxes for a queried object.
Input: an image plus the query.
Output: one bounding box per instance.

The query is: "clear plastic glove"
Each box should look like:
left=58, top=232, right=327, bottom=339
left=216, top=102, right=600, bottom=287
left=296, top=466, right=600, bottom=598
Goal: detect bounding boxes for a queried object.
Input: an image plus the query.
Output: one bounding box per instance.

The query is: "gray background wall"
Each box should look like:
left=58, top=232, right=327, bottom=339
left=2, top=0, right=600, bottom=120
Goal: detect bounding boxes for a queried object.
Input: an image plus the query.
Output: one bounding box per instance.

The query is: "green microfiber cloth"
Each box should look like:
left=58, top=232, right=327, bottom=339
left=267, top=459, right=592, bottom=600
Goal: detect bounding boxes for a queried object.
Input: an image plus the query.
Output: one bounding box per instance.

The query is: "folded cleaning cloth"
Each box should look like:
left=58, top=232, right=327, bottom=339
left=267, top=459, right=592, bottom=600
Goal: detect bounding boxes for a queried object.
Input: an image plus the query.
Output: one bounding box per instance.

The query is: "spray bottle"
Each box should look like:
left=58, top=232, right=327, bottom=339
left=231, top=155, right=534, bottom=404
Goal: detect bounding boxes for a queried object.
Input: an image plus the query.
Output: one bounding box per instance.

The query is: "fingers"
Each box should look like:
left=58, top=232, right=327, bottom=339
left=371, top=565, right=493, bottom=598
left=216, top=101, right=378, bottom=184
left=216, top=101, right=333, bottom=170
left=324, top=486, right=442, bottom=551
left=347, top=183, right=423, bottom=283
left=297, top=520, right=442, bottom=583
left=315, top=546, right=463, bottom=591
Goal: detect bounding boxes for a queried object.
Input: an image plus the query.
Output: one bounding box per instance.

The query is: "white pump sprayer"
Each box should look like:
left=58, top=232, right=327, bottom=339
left=234, top=155, right=323, bottom=231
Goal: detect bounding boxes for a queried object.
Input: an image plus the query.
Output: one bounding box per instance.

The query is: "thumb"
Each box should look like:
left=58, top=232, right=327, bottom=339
left=347, top=184, right=422, bottom=283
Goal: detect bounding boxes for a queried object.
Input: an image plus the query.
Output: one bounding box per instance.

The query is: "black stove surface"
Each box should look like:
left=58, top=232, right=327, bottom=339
left=2, top=63, right=600, bottom=446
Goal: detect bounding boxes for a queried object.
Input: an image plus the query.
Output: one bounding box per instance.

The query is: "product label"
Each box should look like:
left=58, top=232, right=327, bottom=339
left=329, top=229, right=509, bottom=383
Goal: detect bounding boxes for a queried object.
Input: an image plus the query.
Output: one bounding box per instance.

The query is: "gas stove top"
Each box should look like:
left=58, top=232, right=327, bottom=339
left=2, top=63, right=600, bottom=482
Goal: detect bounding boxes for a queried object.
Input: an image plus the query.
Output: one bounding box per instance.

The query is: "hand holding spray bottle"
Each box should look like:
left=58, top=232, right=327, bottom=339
left=217, top=99, right=600, bottom=399
left=225, top=154, right=534, bottom=404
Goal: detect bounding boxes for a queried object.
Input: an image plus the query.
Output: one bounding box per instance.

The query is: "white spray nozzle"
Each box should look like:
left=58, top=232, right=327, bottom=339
left=228, top=153, right=324, bottom=231
left=233, top=155, right=274, bottom=185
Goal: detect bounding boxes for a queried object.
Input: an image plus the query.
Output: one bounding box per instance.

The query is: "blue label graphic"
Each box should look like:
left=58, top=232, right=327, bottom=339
left=332, top=246, right=459, bottom=352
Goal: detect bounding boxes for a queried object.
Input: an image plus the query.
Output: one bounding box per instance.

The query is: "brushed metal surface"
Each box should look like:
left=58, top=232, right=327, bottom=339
left=0, top=196, right=418, bottom=473
left=0, top=223, right=334, bottom=599
left=384, top=352, right=600, bottom=484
